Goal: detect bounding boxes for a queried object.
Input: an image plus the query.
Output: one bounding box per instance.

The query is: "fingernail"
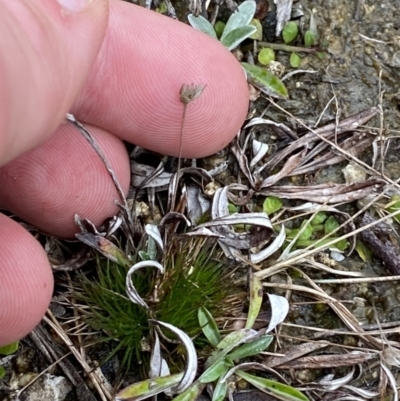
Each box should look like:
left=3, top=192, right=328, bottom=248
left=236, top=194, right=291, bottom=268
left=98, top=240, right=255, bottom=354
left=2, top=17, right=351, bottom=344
left=56, top=0, right=90, bottom=13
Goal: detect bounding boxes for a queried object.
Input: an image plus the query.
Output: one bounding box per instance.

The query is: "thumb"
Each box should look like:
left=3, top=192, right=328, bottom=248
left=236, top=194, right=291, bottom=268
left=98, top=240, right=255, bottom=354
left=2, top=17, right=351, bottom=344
left=0, top=0, right=109, bottom=166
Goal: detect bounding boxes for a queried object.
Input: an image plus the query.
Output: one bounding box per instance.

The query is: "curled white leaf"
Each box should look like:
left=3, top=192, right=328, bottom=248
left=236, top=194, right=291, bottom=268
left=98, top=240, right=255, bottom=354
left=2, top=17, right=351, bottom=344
left=151, top=320, right=197, bottom=394
left=126, top=261, right=164, bottom=309
left=250, top=139, right=269, bottom=168
left=250, top=224, right=286, bottom=264
left=145, top=224, right=164, bottom=252
left=266, top=293, right=289, bottom=333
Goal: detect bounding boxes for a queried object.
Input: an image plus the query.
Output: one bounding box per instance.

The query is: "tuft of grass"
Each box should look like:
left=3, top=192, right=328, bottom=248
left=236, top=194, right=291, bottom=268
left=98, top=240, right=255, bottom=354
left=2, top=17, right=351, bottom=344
left=74, top=237, right=243, bottom=375
left=77, top=256, right=152, bottom=371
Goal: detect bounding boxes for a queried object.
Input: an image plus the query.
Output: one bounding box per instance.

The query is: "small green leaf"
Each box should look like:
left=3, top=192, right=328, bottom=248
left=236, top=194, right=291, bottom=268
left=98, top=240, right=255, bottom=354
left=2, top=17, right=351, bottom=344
left=385, top=195, right=400, bottom=222
left=282, top=21, right=298, bottom=44
left=242, top=62, right=288, bottom=99
left=258, top=48, right=275, bottom=65
left=214, top=21, right=226, bottom=39
left=228, top=203, right=239, bottom=213
left=212, top=379, right=228, bottom=401
left=316, top=51, right=326, bottom=59
left=249, top=18, right=263, bottom=40
left=310, top=212, right=327, bottom=226
left=245, top=272, right=263, bottom=329
left=206, top=329, right=257, bottom=368
left=0, top=365, right=6, bottom=379
left=335, top=239, right=349, bottom=251
left=116, top=373, right=184, bottom=400
left=156, top=2, right=168, bottom=14
left=236, top=370, right=309, bottom=401
left=304, top=30, right=315, bottom=47
left=221, top=25, right=257, bottom=50
left=0, top=341, right=18, bottom=356
left=199, top=358, right=232, bottom=383
left=138, top=250, right=150, bottom=261
left=290, top=52, right=301, bottom=68
left=198, top=307, right=221, bottom=347
left=263, top=196, right=282, bottom=215
left=188, top=15, right=218, bottom=39
left=221, top=0, right=257, bottom=42
left=227, top=335, right=273, bottom=360
left=172, top=383, right=204, bottom=401
left=355, top=240, right=372, bottom=262
left=298, top=221, right=313, bottom=241
left=324, top=216, right=339, bottom=235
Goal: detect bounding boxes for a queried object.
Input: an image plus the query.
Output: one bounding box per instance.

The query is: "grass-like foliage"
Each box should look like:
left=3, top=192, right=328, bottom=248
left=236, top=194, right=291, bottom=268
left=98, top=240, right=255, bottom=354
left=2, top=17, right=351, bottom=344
left=78, top=256, right=151, bottom=371
left=75, top=238, right=239, bottom=374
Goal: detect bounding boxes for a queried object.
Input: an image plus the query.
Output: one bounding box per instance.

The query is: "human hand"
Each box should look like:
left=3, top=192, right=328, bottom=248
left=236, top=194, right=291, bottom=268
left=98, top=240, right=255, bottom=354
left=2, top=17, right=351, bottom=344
left=0, top=0, right=248, bottom=345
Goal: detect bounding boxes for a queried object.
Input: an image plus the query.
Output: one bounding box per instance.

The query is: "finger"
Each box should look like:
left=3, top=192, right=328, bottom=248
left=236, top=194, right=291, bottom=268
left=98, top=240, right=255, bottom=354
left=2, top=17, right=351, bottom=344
left=73, top=1, right=249, bottom=158
left=0, top=0, right=108, bottom=166
left=0, top=213, right=53, bottom=346
left=0, top=123, right=130, bottom=238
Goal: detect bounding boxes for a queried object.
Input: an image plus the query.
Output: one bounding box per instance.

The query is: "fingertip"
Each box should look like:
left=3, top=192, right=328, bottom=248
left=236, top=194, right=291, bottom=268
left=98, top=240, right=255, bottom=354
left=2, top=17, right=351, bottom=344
left=0, top=123, right=131, bottom=238
left=73, top=2, right=249, bottom=158
left=0, top=0, right=109, bottom=165
left=0, top=214, right=53, bottom=346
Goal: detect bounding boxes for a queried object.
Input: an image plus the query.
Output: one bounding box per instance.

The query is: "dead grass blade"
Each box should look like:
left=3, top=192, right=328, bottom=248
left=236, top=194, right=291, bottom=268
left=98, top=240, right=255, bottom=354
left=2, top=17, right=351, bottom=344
left=264, top=341, right=329, bottom=368
left=260, top=179, right=384, bottom=203
left=260, top=149, right=306, bottom=188
left=264, top=106, right=379, bottom=172
left=273, top=351, right=376, bottom=369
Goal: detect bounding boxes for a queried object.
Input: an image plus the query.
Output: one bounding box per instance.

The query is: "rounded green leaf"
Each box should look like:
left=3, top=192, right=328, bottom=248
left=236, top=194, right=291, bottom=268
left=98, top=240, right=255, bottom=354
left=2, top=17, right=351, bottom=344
left=304, top=30, right=315, bottom=47
left=263, top=196, right=282, bottom=215
left=221, top=25, right=257, bottom=50
left=188, top=14, right=218, bottom=39
left=199, top=358, right=231, bottom=383
left=298, top=221, right=313, bottom=241
left=242, top=62, right=288, bottom=99
left=355, top=240, right=372, bottom=262
left=258, top=48, right=275, bottom=65
left=324, top=216, right=339, bottom=235
left=290, top=52, right=301, bottom=68
left=214, top=21, right=226, bottom=38
left=221, top=0, right=257, bottom=42
left=249, top=18, right=263, bottom=40
left=282, top=21, right=298, bottom=44
left=310, top=212, right=327, bottom=226
left=0, top=341, right=18, bottom=356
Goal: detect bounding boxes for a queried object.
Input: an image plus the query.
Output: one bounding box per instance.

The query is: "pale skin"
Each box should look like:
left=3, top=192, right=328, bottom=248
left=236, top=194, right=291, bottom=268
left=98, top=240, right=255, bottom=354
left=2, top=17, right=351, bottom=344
left=0, top=0, right=249, bottom=346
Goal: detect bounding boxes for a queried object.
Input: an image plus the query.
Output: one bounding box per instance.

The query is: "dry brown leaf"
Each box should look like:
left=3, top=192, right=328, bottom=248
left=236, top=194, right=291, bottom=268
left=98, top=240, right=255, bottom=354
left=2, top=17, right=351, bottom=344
left=260, top=149, right=306, bottom=188
left=273, top=351, right=376, bottom=369
left=259, top=179, right=384, bottom=204
left=264, top=341, right=329, bottom=368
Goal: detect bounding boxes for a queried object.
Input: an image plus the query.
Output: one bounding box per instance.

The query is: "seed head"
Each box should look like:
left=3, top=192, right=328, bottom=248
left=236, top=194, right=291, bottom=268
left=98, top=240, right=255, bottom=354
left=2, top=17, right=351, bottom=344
left=179, top=83, right=206, bottom=105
